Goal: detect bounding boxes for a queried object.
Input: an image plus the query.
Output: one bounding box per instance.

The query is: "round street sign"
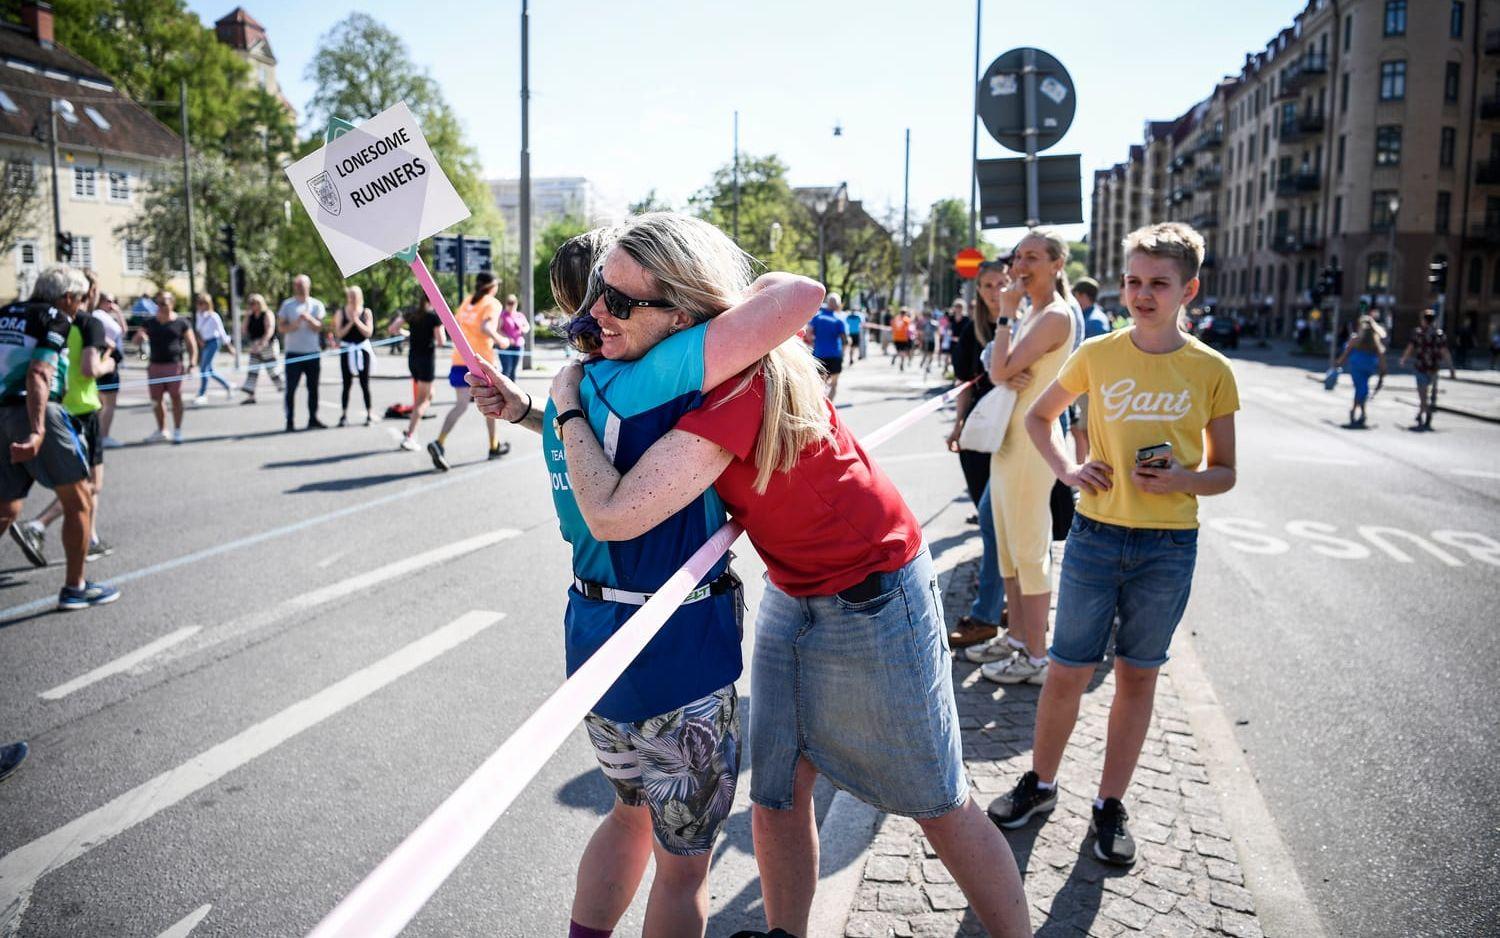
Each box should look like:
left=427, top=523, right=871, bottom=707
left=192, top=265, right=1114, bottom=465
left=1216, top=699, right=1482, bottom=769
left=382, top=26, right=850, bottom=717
left=977, top=47, right=1076, bottom=154
left=955, top=247, right=985, bottom=279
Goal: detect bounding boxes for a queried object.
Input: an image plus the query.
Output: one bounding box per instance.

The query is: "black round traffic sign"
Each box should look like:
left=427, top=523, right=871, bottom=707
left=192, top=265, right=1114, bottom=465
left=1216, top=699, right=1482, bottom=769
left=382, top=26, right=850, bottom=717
left=977, top=47, right=1075, bottom=154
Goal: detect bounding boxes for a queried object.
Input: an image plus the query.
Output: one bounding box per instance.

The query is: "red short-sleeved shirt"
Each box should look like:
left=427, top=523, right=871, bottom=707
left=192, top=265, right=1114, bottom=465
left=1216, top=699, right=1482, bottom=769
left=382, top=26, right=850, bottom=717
left=675, top=369, right=922, bottom=597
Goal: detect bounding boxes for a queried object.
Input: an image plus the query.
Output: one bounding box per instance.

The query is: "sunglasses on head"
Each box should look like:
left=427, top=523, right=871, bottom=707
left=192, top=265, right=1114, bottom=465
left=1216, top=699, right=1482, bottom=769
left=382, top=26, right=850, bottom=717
left=591, top=266, right=673, bottom=320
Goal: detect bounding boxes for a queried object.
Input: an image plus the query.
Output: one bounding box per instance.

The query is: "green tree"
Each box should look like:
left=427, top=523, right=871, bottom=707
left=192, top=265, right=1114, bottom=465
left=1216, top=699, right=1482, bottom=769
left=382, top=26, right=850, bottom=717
left=297, top=13, right=505, bottom=316
left=532, top=215, right=590, bottom=314
left=689, top=153, right=813, bottom=274
left=1067, top=240, right=1089, bottom=285
left=628, top=190, right=672, bottom=215
left=913, top=199, right=972, bottom=308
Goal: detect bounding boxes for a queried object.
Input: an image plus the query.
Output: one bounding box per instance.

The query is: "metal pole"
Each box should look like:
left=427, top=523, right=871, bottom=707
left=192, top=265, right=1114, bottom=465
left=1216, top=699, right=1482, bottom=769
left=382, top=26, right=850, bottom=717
left=732, top=111, right=740, bottom=242
left=180, top=79, right=196, bottom=300
left=519, top=0, right=533, bottom=368
left=456, top=233, right=467, bottom=311
left=899, top=129, right=911, bottom=308
left=47, top=103, right=62, bottom=263
left=229, top=264, right=242, bottom=370
left=969, top=0, right=981, bottom=246
left=818, top=217, right=827, bottom=287
left=1022, top=48, right=1041, bottom=227
left=926, top=205, right=937, bottom=307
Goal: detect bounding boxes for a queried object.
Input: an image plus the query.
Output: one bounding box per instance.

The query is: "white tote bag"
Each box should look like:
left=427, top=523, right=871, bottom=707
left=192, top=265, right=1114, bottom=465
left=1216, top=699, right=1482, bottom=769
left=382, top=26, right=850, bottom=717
left=958, top=384, right=1016, bottom=452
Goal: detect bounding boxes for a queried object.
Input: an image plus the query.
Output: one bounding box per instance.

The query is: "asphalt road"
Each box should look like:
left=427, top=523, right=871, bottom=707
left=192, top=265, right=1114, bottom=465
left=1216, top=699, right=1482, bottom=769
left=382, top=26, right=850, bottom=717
left=0, top=350, right=972, bottom=938
left=2, top=344, right=1494, bottom=937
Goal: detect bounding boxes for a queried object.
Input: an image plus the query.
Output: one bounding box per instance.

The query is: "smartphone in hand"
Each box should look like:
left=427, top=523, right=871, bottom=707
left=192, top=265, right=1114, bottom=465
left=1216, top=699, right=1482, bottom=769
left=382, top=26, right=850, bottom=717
left=1134, top=442, right=1172, bottom=469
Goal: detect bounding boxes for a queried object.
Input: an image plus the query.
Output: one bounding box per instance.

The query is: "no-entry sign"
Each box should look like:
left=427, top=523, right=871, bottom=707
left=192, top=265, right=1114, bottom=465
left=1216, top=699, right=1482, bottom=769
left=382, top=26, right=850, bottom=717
left=954, top=247, right=985, bottom=279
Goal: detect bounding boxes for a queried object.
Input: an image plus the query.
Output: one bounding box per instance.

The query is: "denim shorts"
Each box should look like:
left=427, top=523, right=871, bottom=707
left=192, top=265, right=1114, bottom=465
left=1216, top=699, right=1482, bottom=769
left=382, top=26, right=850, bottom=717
left=1051, top=515, right=1199, bottom=669
left=749, top=547, right=968, bottom=819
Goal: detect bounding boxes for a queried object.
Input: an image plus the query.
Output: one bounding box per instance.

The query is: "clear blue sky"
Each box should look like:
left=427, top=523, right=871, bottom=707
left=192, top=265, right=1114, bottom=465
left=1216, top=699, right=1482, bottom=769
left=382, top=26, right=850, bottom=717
left=189, top=0, right=1304, bottom=246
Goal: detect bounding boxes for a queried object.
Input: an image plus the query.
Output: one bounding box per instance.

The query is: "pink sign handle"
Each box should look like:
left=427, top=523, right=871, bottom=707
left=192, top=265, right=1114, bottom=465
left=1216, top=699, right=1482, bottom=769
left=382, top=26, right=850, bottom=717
left=408, top=254, right=494, bottom=387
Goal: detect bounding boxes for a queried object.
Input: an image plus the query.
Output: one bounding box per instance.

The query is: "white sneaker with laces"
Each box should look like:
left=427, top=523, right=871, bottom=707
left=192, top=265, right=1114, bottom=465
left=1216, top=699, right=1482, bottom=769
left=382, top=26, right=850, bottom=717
left=963, top=633, right=1020, bottom=664
left=192, top=395, right=207, bottom=405
left=171, top=428, right=183, bottom=444
left=144, top=430, right=168, bottom=444
left=399, top=434, right=419, bottom=451
left=981, top=653, right=1049, bottom=685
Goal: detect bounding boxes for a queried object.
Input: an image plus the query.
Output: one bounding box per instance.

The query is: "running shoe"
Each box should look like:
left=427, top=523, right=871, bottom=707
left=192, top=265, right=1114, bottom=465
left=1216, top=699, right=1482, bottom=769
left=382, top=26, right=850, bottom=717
left=981, top=653, right=1048, bottom=685
left=171, top=428, right=183, bottom=444
left=0, top=741, right=27, bottom=784
left=1090, top=798, right=1137, bottom=866
left=192, top=395, right=207, bottom=405
left=100, top=435, right=123, bottom=449
left=9, top=522, right=46, bottom=567
left=963, top=633, right=1020, bottom=664
left=306, top=418, right=328, bottom=430
left=399, top=434, right=419, bottom=452
left=144, top=430, right=168, bottom=444
left=427, top=440, right=450, bottom=472
left=57, top=581, right=121, bottom=610
left=488, top=441, right=511, bottom=460
left=987, top=770, right=1057, bottom=829
left=87, top=539, right=114, bottom=561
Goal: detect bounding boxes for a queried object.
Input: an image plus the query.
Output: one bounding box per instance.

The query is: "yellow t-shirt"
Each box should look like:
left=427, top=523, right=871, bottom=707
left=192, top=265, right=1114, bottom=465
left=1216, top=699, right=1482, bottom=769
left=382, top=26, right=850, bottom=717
left=451, top=295, right=500, bottom=365
left=1056, top=328, right=1239, bottom=530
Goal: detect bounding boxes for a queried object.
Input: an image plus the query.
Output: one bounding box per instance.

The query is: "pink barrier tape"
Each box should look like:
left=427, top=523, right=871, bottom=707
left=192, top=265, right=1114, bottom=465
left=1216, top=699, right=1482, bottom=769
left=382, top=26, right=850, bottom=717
left=408, top=255, right=493, bottom=386
left=304, top=377, right=971, bottom=938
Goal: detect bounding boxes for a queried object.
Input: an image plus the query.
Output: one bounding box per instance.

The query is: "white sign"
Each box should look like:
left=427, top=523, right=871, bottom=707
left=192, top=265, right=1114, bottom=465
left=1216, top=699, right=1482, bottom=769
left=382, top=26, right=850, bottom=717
left=285, top=101, right=470, bottom=277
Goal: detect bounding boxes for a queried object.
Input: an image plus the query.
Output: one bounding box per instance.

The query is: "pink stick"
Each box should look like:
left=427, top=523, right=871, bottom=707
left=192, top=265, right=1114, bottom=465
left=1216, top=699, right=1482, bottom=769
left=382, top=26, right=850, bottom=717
left=408, top=254, right=493, bottom=386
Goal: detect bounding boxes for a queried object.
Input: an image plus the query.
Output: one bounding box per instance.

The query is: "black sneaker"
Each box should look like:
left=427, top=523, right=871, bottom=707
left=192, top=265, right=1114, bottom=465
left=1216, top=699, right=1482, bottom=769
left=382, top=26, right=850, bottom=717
left=427, top=440, right=450, bottom=472
left=306, top=418, right=328, bottom=430
left=0, top=740, right=27, bottom=784
left=987, top=770, right=1057, bottom=829
left=9, top=523, right=47, bottom=567
left=1090, top=798, right=1137, bottom=866
left=488, top=441, right=511, bottom=460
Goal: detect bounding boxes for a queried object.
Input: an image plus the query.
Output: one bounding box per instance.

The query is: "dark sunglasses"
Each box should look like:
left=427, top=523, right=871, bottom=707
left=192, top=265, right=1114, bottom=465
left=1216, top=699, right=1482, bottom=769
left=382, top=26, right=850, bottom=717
left=591, top=266, right=673, bottom=320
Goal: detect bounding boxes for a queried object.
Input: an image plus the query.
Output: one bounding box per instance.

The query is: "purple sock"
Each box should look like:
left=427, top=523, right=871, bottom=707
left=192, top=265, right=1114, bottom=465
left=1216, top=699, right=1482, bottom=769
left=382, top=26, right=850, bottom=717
left=568, top=922, right=612, bottom=938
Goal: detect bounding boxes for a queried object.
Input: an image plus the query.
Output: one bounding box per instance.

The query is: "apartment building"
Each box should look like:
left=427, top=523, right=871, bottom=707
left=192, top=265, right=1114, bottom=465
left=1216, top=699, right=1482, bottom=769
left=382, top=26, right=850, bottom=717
left=1091, top=0, right=1500, bottom=344
left=488, top=176, right=624, bottom=243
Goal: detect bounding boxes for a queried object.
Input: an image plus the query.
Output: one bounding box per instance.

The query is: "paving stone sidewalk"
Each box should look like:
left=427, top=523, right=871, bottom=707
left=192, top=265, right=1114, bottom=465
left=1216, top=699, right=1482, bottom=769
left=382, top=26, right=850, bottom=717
left=841, top=556, right=1266, bottom=938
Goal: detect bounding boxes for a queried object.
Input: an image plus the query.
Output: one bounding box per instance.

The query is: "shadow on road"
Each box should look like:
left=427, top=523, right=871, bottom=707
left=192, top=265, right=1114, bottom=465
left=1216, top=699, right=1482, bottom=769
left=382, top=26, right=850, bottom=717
left=285, top=470, right=432, bottom=493
left=263, top=449, right=392, bottom=470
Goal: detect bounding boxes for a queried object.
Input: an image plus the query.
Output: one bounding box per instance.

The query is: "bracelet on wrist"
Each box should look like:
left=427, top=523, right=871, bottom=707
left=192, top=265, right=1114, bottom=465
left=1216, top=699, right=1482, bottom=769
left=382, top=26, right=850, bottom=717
left=509, top=393, right=533, bottom=425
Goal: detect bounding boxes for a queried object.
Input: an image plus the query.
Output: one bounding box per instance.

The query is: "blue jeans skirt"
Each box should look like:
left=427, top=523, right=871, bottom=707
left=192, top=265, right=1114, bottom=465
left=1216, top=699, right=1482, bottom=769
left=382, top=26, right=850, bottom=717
left=1051, top=515, right=1199, bottom=669
left=750, top=547, right=967, bottom=818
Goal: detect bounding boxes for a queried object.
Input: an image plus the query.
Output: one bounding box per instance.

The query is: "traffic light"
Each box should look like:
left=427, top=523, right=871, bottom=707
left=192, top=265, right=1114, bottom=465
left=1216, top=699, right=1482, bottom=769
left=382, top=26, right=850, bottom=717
left=232, top=266, right=246, bottom=298
left=1428, top=258, right=1449, bottom=293
left=218, top=223, right=237, bottom=264
left=55, top=231, right=72, bottom=262
left=1320, top=265, right=1342, bottom=297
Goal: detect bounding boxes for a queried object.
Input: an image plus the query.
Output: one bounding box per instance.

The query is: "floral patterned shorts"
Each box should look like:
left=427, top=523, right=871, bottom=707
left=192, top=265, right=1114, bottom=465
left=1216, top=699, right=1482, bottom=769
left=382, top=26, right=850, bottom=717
left=583, top=685, right=740, bottom=856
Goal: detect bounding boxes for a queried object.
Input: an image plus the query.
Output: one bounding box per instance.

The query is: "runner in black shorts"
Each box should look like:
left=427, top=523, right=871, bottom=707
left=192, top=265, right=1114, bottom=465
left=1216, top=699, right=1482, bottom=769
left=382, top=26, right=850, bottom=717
left=387, top=292, right=444, bottom=451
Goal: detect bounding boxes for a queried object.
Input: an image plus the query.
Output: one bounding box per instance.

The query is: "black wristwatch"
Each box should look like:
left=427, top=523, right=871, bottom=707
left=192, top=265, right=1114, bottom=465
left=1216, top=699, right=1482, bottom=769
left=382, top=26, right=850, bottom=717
left=553, top=408, right=585, bottom=436
left=996, top=316, right=1011, bottom=327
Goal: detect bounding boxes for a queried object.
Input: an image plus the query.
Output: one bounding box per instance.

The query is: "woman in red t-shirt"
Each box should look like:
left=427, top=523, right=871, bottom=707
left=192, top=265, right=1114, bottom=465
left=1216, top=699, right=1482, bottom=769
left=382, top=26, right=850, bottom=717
left=548, top=343, right=1029, bottom=938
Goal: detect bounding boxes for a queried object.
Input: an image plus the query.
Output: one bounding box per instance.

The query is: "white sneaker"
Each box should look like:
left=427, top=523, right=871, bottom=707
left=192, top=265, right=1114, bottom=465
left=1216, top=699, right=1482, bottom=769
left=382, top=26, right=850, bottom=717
left=398, top=435, right=419, bottom=451
left=171, top=428, right=183, bottom=444
left=963, top=633, right=1021, bottom=664
left=981, top=653, right=1049, bottom=685
left=100, top=436, right=123, bottom=449
left=192, top=395, right=207, bottom=406
left=143, top=430, right=168, bottom=444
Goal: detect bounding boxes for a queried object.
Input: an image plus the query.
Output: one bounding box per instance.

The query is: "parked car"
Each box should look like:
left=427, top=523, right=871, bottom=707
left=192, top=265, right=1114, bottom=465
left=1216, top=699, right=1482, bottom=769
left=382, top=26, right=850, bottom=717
left=1199, top=315, right=1240, bottom=349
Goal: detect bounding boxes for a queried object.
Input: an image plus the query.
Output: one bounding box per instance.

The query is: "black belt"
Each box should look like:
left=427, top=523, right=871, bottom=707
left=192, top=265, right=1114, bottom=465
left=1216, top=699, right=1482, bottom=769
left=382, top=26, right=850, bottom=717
left=573, top=569, right=740, bottom=605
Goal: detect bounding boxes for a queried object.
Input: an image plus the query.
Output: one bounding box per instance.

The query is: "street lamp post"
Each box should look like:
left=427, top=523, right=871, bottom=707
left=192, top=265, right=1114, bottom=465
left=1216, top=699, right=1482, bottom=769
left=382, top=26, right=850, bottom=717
left=813, top=182, right=847, bottom=289
left=1385, top=194, right=1400, bottom=332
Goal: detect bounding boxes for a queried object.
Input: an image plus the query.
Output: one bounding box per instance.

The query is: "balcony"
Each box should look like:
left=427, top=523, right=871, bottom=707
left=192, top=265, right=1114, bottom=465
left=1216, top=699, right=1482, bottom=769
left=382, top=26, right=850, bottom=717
left=1190, top=212, right=1220, bottom=230
left=1275, top=171, right=1321, bottom=197
left=1271, top=232, right=1323, bottom=254
left=1487, top=29, right=1500, bottom=55
left=1193, top=129, right=1224, bottom=152
left=1169, top=184, right=1195, bottom=205
left=1477, top=160, right=1500, bottom=185
left=1299, top=112, right=1325, bottom=134
left=1168, top=154, right=1190, bottom=175
left=1483, top=96, right=1500, bottom=120
left=1195, top=167, right=1223, bottom=190
left=1471, top=222, right=1500, bottom=244
left=1284, top=52, right=1329, bottom=93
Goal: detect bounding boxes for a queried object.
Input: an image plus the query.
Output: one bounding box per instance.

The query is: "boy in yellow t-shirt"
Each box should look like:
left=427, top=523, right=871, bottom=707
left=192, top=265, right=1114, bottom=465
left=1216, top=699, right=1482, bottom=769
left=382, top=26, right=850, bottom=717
left=986, top=222, right=1239, bottom=868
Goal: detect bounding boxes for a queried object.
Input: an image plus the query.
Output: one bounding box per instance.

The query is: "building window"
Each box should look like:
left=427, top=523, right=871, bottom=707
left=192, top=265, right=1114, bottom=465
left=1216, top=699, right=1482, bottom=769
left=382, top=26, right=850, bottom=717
left=5, top=161, right=33, bottom=192
left=73, top=235, right=93, bottom=270
left=1337, top=135, right=1347, bottom=174
left=14, top=239, right=37, bottom=272
left=1256, top=218, right=1264, bottom=249
left=1379, top=61, right=1406, bottom=101
left=107, top=171, right=130, bottom=202
left=1468, top=256, right=1483, bottom=294
left=1254, top=267, right=1262, bottom=294
left=1344, top=13, right=1353, bottom=51
left=1383, top=0, right=1406, bottom=36
left=1440, top=127, right=1457, bottom=168
left=1367, top=253, right=1391, bottom=292
left=71, top=166, right=97, bottom=199
left=1437, top=192, right=1451, bottom=233
left=124, top=238, right=147, bottom=274
left=1375, top=126, right=1402, bottom=166
left=1340, top=72, right=1350, bottom=114
left=1371, top=191, right=1399, bottom=230
left=1334, top=196, right=1343, bottom=235
left=1445, top=63, right=1461, bottom=103
left=1452, top=1, right=1465, bottom=38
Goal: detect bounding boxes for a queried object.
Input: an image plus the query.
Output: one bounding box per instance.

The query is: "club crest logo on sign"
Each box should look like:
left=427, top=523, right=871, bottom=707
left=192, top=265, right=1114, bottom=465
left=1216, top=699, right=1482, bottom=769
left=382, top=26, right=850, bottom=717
left=309, top=171, right=341, bottom=217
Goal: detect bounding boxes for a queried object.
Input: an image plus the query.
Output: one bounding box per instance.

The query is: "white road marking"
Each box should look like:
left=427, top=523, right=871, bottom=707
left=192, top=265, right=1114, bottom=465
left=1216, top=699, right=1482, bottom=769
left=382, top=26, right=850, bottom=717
left=316, top=550, right=349, bottom=569
left=0, top=610, right=504, bottom=912
left=0, top=456, right=538, bottom=623
left=155, top=903, right=212, bottom=938
left=1453, top=468, right=1500, bottom=480
left=1271, top=453, right=1361, bottom=466
left=876, top=451, right=950, bottom=465
left=129, top=529, right=521, bottom=681
left=39, top=627, right=201, bottom=701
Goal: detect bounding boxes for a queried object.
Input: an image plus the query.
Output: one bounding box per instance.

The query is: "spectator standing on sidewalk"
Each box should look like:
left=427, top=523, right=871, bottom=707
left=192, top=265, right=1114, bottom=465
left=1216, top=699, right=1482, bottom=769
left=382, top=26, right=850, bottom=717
left=335, top=285, right=375, bottom=427
left=427, top=271, right=506, bottom=471
left=192, top=293, right=233, bottom=404
left=990, top=222, right=1238, bottom=868
left=807, top=292, right=848, bottom=401
left=278, top=275, right=327, bottom=432
left=17, top=269, right=117, bottom=561
left=93, top=292, right=125, bottom=448
left=387, top=291, right=444, bottom=451
left=0, top=265, right=119, bottom=609
left=1070, top=278, right=1113, bottom=463
left=133, top=293, right=196, bottom=444
left=239, top=294, right=283, bottom=403
left=1335, top=315, right=1386, bottom=428
left=496, top=293, right=529, bottom=382
left=1399, top=308, right=1456, bottom=431
left=974, top=229, right=1076, bottom=687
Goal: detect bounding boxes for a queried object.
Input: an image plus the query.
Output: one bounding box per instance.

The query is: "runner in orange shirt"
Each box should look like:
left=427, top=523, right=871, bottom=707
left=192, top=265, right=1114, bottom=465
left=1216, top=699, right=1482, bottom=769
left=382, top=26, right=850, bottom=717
left=891, top=309, right=914, bottom=371
left=426, top=271, right=507, bottom=471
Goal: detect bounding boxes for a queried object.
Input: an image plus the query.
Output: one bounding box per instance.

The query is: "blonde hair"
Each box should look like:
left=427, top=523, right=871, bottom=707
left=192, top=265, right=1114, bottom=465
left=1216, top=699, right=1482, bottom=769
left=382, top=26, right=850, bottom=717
left=1020, top=227, right=1073, bottom=304
left=619, top=212, right=830, bottom=491
left=246, top=292, right=267, bottom=310
left=345, top=284, right=364, bottom=310
left=1122, top=222, right=1205, bottom=284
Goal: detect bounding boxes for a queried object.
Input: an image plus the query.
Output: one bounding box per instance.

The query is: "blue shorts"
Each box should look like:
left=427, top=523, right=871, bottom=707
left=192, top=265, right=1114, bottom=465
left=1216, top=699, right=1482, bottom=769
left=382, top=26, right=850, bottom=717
left=1415, top=370, right=1436, bottom=390
left=750, top=547, right=968, bottom=819
left=448, top=365, right=470, bottom=389
left=1345, top=350, right=1378, bottom=403
left=1051, top=515, right=1198, bottom=670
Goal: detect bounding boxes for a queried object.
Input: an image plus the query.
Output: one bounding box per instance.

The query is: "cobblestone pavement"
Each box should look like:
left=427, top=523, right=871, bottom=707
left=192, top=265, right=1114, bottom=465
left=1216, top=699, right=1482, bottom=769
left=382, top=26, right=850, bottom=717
left=841, top=557, right=1266, bottom=938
